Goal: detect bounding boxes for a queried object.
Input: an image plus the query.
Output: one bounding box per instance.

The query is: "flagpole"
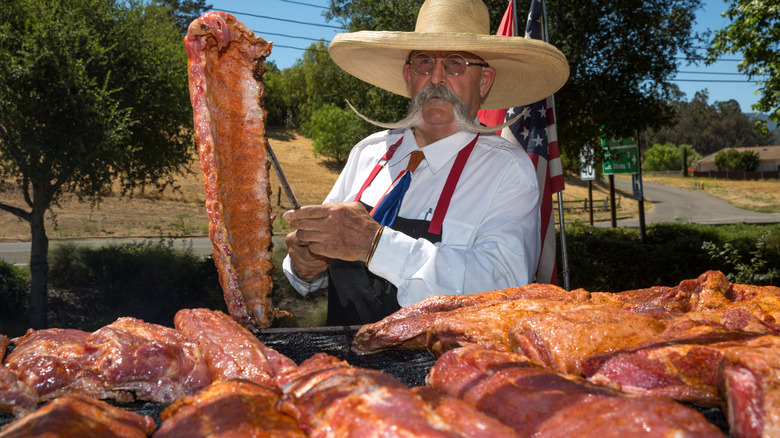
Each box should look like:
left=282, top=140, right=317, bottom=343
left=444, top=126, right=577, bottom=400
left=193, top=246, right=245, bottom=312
left=512, top=0, right=518, bottom=36
left=540, top=0, right=570, bottom=290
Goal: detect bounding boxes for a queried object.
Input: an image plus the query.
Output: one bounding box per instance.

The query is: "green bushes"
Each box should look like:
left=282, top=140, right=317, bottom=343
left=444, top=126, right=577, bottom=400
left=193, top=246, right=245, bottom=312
left=46, top=241, right=226, bottom=332
left=305, top=104, right=371, bottom=165
left=560, top=222, right=780, bottom=291
left=0, top=261, right=29, bottom=337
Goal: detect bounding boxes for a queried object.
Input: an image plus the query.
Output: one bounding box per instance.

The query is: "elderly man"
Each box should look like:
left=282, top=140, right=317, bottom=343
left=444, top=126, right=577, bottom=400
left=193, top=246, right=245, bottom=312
left=283, top=0, right=569, bottom=325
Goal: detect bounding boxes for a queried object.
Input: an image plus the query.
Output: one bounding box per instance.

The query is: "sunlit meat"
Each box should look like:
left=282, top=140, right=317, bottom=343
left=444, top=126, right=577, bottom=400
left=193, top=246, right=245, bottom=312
left=509, top=305, right=669, bottom=375
left=582, top=318, right=780, bottom=407
left=84, top=317, right=211, bottom=403
left=352, top=283, right=592, bottom=355
left=428, top=345, right=724, bottom=437
left=4, top=329, right=111, bottom=401
left=719, top=345, right=780, bottom=438
left=0, top=334, right=38, bottom=418
left=0, top=395, right=155, bottom=438
left=155, top=380, right=306, bottom=437
left=174, top=308, right=297, bottom=388
left=277, top=353, right=492, bottom=437
left=185, top=11, right=276, bottom=329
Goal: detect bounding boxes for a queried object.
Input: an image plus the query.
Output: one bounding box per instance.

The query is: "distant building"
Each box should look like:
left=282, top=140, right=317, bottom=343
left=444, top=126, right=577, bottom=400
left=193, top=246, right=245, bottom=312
left=693, top=145, right=780, bottom=172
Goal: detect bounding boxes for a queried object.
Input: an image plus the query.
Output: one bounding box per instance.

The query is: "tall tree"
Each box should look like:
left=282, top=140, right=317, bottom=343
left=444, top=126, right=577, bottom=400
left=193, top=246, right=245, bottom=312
left=0, top=0, right=194, bottom=328
left=707, top=0, right=780, bottom=122
left=643, top=90, right=776, bottom=155
left=326, top=0, right=706, bottom=169
left=155, top=0, right=213, bottom=34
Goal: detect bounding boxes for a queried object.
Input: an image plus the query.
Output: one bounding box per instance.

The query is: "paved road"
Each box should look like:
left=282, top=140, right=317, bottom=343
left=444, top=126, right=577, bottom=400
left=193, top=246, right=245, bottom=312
left=3, top=181, right=779, bottom=265
left=596, top=178, right=780, bottom=228
left=0, top=235, right=286, bottom=267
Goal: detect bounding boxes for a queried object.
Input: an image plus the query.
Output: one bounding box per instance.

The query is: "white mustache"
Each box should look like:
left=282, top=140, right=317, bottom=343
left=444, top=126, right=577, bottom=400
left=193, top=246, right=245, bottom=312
left=345, top=84, right=526, bottom=133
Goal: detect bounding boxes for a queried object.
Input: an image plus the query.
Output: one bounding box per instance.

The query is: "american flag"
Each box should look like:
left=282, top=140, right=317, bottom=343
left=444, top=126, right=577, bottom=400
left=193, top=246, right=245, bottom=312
left=480, top=0, right=564, bottom=285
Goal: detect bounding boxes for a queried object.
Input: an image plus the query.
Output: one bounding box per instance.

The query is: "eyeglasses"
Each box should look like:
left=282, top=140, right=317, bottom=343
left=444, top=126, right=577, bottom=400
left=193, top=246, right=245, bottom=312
left=406, top=53, right=490, bottom=77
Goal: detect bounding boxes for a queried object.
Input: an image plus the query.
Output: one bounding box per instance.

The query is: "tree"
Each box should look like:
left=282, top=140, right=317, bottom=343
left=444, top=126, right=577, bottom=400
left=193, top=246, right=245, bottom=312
left=714, top=149, right=761, bottom=172
left=308, top=104, right=372, bottom=164
left=326, top=0, right=707, bottom=169
left=155, top=0, right=213, bottom=34
left=707, top=0, right=780, bottom=122
left=642, top=143, right=701, bottom=171
left=0, top=0, right=195, bottom=328
left=642, top=90, right=777, bottom=155
left=643, top=143, right=682, bottom=171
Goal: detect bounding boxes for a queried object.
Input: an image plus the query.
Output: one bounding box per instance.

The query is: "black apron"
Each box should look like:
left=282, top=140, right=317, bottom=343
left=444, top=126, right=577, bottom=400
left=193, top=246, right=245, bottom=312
left=326, top=204, right=441, bottom=326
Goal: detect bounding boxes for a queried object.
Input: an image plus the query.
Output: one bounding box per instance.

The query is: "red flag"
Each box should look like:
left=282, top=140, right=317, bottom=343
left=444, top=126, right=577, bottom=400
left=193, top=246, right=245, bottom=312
left=477, top=0, right=515, bottom=129
left=499, top=0, right=564, bottom=285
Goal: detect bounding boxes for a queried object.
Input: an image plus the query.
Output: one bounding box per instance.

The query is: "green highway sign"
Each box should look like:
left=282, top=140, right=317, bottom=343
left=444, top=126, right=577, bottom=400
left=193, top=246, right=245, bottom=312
left=602, top=138, right=639, bottom=174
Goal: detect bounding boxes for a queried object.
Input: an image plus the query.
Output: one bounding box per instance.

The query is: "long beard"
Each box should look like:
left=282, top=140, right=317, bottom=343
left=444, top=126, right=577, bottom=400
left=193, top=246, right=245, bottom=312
left=346, top=84, right=526, bottom=134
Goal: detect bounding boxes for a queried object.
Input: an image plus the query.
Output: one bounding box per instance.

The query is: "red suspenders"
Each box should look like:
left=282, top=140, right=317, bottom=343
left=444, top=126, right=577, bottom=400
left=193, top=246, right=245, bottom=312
left=354, top=134, right=479, bottom=235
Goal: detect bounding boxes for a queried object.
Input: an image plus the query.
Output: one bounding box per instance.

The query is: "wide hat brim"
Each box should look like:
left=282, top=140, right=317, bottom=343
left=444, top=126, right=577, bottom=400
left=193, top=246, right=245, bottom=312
left=329, top=31, right=570, bottom=110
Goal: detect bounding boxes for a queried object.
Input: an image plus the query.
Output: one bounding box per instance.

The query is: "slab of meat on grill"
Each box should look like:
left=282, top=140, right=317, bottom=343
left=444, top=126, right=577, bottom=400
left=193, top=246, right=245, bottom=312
left=4, top=328, right=114, bottom=402
left=0, top=335, right=38, bottom=418
left=719, top=345, right=780, bottom=438
left=410, top=386, right=518, bottom=438
left=185, top=11, right=277, bottom=329
left=582, top=318, right=780, bottom=407
left=155, top=379, right=306, bottom=437
left=84, top=317, right=211, bottom=403
left=425, top=297, right=589, bottom=357
left=427, top=345, right=724, bottom=438
left=277, top=352, right=506, bottom=437
left=0, top=367, right=37, bottom=419
left=0, top=395, right=155, bottom=438
left=174, top=308, right=297, bottom=388
left=607, top=271, right=780, bottom=333
left=509, top=305, right=669, bottom=375
left=352, top=283, right=592, bottom=355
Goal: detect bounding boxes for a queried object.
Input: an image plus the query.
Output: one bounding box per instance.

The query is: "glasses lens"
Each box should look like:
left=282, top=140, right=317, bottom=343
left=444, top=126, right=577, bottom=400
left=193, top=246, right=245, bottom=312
left=444, top=55, right=468, bottom=76
left=411, top=53, right=434, bottom=75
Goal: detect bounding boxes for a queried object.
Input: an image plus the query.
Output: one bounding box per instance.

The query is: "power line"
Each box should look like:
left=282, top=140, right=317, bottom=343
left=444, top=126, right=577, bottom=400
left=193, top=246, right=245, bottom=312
left=260, top=30, right=331, bottom=43
left=219, top=9, right=341, bottom=29
left=671, top=78, right=760, bottom=83
left=271, top=43, right=330, bottom=54
left=677, top=70, right=749, bottom=76
left=278, top=0, right=328, bottom=9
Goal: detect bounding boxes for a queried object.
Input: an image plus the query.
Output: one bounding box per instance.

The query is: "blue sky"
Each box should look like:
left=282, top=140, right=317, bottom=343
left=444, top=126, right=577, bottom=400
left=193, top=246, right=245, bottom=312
left=207, top=0, right=762, bottom=114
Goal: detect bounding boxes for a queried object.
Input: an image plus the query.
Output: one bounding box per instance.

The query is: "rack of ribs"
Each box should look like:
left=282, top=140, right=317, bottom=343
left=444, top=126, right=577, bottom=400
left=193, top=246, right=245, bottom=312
left=4, top=328, right=113, bottom=402
left=5, top=318, right=212, bottom=405
left=155, top=380, right=306, bottom=437
left=185, top=11, right=277, bottom=329
left=0, top=395, right=155, bottom=438
left=582, top=318, right=780, bottom=407
left=509, top=305, right=669, bottom=375
left=719, top=345, right=780, bottom=438
left=0, top=334, right=37, bottom=418
left=84, top=317, right=212, bottom=403
left=352, top=283, right=592, bottom=355
left=174, top=308, right=297, bottom=388
left=277, top=353, right=514, bottom=437
left=427, top=345, right=724, bottom=437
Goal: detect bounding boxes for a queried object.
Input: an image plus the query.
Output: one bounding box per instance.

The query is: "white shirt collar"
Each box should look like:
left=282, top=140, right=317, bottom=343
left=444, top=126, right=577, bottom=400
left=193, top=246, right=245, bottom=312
left=390, top=129, right=477, bottom=174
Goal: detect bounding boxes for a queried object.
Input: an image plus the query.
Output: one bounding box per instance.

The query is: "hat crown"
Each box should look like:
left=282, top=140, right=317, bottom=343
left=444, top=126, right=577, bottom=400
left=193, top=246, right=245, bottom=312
left=415, top=0, right=490, bottom=35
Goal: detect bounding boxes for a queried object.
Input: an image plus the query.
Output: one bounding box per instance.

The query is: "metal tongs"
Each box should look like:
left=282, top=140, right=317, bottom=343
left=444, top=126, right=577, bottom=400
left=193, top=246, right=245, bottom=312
left=266, top=140, right=301, bottom=210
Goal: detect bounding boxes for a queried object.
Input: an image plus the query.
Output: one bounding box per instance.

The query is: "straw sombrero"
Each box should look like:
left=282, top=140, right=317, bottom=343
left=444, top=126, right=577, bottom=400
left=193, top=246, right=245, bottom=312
left=328, top=0, right=569, bottom=110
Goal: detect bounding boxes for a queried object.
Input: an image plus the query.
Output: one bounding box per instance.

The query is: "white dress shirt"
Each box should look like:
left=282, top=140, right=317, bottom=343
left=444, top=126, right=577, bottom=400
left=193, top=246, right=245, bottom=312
left=283, top=127, right=541, bottom=307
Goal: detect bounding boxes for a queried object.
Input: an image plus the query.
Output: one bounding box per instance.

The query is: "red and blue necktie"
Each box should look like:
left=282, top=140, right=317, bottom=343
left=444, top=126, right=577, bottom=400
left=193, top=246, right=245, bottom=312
left=370, top=150, right=425, bottom=227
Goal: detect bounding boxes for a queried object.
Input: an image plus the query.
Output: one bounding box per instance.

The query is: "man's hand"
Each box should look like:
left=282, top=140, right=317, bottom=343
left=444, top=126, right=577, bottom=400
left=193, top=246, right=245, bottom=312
left=285, top=230, right=331, bottom=280
left=284, top=202, right=381, bottom=263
